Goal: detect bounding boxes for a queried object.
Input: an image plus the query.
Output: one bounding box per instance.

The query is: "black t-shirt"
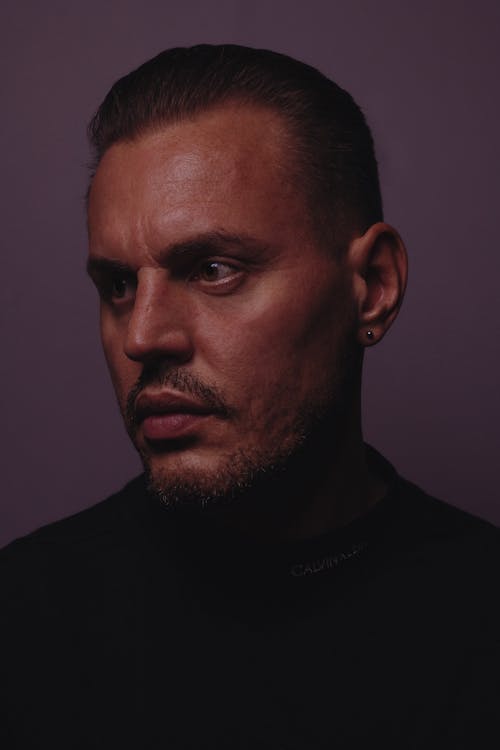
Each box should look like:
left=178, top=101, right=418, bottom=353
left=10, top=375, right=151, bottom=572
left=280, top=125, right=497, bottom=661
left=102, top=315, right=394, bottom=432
left=2, top=450, right=500, bottom=749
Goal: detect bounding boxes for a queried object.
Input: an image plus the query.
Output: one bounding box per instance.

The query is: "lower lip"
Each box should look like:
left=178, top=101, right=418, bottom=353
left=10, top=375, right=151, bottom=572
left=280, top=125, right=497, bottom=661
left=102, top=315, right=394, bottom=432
left=141, top=413, right=210, bottom=441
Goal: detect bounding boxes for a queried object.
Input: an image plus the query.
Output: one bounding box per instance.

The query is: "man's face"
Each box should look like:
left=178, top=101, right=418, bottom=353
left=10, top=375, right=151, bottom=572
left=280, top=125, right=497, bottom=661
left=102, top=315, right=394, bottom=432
left=87, top=104, right=359, bottom=505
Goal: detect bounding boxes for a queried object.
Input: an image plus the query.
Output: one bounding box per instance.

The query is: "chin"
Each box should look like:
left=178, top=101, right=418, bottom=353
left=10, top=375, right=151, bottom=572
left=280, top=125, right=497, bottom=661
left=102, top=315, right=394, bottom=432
left=144, top=458, right=256, bottom=510
left=140, top=434, right=304, bottom=511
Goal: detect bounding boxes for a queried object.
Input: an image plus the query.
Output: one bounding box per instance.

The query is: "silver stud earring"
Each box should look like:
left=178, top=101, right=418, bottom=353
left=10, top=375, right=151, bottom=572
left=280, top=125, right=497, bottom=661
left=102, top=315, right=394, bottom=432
left=366, top=330, right=374, bottom=340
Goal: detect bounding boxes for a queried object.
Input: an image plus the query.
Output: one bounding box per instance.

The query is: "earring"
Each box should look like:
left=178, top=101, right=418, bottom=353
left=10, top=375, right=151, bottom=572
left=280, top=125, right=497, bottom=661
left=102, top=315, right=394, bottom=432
left=366, top=330, right=374, bottom=340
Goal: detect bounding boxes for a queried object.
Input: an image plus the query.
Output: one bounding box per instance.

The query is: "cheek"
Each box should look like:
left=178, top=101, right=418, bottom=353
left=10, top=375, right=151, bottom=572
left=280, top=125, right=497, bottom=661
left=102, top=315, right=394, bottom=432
left=196, top=278, right=353, bottom=406
left=100, top=316, right=139, bottom=409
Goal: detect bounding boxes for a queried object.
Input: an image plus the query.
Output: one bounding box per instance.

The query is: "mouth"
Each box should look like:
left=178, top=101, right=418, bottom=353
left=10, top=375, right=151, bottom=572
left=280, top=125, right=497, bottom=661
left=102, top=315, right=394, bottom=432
left=134, top=391, right=216, bottom=442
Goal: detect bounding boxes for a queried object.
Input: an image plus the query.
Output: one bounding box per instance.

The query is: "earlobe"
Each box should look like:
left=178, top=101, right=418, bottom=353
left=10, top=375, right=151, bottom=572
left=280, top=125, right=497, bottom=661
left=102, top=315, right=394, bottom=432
left=349, top=222, right=408, bottom=346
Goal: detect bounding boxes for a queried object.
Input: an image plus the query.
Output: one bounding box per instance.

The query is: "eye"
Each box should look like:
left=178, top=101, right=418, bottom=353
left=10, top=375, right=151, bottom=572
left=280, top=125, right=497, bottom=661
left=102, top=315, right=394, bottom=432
left=102, top=273, right=136, bottom=303
left=192, top=260, right=240, bottom=284
left=111, top=276, right=129, bottom=298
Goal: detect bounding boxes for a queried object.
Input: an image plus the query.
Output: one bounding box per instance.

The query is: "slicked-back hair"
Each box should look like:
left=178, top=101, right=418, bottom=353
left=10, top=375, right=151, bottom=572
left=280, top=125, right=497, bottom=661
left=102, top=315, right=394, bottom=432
left=88, top=44, right=383, bottom=253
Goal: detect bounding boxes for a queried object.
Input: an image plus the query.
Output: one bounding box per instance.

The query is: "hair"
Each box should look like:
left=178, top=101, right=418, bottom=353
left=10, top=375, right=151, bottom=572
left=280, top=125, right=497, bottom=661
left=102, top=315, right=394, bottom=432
left=88, top=44, right=383, bottom=252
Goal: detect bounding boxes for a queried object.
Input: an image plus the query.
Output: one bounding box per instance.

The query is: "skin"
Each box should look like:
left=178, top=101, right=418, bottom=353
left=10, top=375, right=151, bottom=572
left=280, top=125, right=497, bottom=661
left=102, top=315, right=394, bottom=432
left=87, top=103, right=407, bottom=540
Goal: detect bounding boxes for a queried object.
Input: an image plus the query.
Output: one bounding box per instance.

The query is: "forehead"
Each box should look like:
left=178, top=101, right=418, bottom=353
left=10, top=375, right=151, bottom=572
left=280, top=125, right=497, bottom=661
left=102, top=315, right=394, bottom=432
left=87, top=104, right=314, bottom=259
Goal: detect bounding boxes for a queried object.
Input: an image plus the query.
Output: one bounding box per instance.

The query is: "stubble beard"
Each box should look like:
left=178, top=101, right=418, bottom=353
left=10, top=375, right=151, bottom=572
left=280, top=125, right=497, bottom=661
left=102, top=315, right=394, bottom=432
left=124, top=358, right=360, bottom=514
left=142, top=413, right=312, bottom=512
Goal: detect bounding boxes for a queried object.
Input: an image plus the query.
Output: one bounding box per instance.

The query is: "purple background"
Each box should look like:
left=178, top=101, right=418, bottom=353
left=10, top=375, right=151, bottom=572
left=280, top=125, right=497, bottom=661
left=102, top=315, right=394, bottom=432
left=2, top=0, right=499, bottom=547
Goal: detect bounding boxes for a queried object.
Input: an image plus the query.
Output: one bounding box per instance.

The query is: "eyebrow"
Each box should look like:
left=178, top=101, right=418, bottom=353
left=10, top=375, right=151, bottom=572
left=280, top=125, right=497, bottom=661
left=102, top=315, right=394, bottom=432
left=87, top=230, right=272, bottom=277
left=86, top=257, right=133, bottom=278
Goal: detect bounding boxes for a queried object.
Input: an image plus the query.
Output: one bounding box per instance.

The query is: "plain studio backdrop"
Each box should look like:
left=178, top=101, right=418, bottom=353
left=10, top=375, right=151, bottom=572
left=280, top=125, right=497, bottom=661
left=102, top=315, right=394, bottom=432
left=1, top=0, right=499, bottom=547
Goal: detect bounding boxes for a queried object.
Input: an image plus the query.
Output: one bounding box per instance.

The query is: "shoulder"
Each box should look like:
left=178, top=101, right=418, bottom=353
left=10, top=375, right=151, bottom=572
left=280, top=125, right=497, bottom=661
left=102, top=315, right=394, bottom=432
left=395, top=475, right=500, bottom=550
left=1, top=473, right=146, bottom=552
left=382, top=475, right=500, bottom=621
left=0, top=475, right=146, bottom=608
left=368, top=445, right=500, bottom=564
left=366, top=446, right=500, bottom=609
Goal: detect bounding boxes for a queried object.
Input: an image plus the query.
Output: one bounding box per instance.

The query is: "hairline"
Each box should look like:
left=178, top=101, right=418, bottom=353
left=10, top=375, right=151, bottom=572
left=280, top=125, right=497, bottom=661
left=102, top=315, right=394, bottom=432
left=86, top=96, right=364, bottom=256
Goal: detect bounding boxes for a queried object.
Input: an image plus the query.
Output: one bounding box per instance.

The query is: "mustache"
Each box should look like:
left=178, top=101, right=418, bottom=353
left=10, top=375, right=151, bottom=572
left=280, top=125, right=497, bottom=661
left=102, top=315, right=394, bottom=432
left=125, top=364, right=232, bottom=432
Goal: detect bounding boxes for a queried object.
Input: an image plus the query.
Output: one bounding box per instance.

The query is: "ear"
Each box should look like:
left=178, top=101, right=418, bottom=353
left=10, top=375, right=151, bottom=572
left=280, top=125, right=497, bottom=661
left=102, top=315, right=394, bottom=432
left=348, top=222, right=408, bottom=346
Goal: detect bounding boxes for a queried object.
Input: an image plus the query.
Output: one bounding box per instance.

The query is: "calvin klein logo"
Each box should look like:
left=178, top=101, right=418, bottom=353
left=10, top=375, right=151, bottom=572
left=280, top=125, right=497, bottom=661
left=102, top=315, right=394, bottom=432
left=289, top=542, right=366, bottom=577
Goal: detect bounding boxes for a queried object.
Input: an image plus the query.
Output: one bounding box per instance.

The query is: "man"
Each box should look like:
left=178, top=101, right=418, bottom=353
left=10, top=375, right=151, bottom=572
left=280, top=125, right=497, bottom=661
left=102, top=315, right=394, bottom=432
left=2, top=45, right=499, bottom=749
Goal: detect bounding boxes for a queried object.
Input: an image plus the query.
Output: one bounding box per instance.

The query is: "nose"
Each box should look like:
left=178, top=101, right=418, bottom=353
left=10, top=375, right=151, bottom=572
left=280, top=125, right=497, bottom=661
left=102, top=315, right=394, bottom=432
left=123, top=269, right=194, bottom=365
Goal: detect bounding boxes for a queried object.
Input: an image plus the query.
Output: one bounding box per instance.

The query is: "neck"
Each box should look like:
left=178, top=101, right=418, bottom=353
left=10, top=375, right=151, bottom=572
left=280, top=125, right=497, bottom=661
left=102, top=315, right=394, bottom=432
left=205, top=421, right=387, bottom=544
